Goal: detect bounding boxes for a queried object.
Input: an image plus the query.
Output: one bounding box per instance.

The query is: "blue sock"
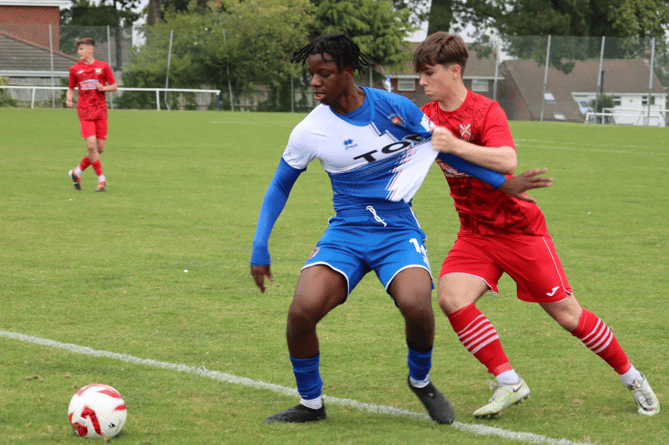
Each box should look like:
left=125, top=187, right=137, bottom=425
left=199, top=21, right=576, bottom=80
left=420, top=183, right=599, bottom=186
left=408, top=346, right=432, bottom=383
left=290, top=354, right=323, bottom=400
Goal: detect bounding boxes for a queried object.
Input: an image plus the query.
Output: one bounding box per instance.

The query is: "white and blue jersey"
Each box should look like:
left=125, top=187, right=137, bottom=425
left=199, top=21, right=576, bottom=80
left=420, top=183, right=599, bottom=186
left=283, top=88, right=437, bottom=211
left=251, top=87, right=506, bottom=295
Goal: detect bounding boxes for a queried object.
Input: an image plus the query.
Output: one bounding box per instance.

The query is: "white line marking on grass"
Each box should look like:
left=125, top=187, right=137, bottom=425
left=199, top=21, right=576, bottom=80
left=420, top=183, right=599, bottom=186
left=1, top=329, right=588, bottom=445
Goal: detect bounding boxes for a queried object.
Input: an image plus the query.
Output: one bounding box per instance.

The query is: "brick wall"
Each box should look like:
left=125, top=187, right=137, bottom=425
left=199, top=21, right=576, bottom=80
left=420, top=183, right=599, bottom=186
left=0, top=5, right=60, bottom=50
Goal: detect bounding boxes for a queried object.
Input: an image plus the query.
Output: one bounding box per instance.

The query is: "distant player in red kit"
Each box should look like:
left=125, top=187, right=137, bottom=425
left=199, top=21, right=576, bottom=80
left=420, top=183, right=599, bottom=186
left=414, top=32, right=659, bottom=418
left=66, top=37, right=117, bottom=192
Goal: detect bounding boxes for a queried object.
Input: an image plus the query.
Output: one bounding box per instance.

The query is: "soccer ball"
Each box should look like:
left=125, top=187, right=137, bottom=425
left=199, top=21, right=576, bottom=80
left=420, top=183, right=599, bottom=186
left=68, top=384, right=127, bottom=439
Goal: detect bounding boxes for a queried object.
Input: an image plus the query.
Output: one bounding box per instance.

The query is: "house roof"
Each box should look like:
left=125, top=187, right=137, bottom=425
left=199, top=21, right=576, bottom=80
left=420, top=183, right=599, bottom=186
left=0, top=30, right=77, bottom=75
left=388, top=42, right=501, bottom=80
left=501, top=58, right=666, bottom=121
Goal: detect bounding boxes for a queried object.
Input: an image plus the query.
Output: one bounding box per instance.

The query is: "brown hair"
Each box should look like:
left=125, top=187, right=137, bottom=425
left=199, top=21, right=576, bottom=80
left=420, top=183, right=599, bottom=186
left=75, top=38, right=96, bottom=48
left=413, top=32, right=469, bottom=76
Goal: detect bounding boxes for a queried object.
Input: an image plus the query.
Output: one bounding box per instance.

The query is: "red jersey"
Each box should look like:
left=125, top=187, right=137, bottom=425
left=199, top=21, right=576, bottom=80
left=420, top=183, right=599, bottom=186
left=68, top=60, right=115, bottom=121
left=422, top=90, right=549, bottom=236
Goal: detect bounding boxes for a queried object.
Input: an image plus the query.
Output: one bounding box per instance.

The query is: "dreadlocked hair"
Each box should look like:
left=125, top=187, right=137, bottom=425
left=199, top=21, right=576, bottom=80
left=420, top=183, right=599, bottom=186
left=290, top=33, right=373, bottom=73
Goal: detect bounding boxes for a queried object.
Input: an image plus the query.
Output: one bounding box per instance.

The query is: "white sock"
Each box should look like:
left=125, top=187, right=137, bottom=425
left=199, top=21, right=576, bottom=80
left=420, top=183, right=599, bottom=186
left=496, top=370, right=521, bottom=385
left=409, top=374, right=430, bottom=389
left=619, top=365, right=642, bottom=386
left=74, top=167, right=82, bottom=175
left=300, top=396, right=323, bottom=410
left=98, top=175, right=106, bottom=182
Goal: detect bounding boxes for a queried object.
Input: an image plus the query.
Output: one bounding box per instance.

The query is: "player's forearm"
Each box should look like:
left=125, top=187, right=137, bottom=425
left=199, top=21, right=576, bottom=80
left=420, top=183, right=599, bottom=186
left=106, top=82, right=118, bottom=92
left=448, top=139, right=517, bottom=175
left=66, top=88, right=75, bottom=101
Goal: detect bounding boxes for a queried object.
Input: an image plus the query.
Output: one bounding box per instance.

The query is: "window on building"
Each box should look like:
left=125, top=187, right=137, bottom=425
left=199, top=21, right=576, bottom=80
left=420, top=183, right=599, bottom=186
left=543, top=91, right=556, bottom=102
left=613, top=96, right=621, bottom=106
left=471, top=79, right=488, bottom=92
left=642, top=96, right=656, bottom=106
left=397, top=79, right=416, bottom=92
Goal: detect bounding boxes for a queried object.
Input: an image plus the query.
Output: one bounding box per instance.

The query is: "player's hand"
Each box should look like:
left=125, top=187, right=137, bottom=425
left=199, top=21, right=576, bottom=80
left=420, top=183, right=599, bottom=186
left=96, top=82, right=106, bottom=92
left=66, top=98, right=74, bottom=108
left=430, top=126, right=458, bottom=154
left=250, top=264, right=274, bottom=293
left=499, top=168, right=553, bottom=203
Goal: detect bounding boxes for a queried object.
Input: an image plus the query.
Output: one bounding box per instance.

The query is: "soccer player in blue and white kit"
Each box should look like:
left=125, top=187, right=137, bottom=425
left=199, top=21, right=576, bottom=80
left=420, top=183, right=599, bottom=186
left=250, top=33, right=548, bottom=424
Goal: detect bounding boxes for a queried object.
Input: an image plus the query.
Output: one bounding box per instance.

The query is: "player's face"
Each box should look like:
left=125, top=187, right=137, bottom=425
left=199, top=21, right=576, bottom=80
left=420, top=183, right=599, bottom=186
left=419, top=63, right=460, bottom=102
left=307, top=53, right=351, bottom=109
left=77, top=44, right=95, bottom=62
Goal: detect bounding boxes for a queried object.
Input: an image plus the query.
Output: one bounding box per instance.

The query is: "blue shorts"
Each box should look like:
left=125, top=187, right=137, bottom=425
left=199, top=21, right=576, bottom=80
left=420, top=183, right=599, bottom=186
left=302, top=204, right=433, bottom=297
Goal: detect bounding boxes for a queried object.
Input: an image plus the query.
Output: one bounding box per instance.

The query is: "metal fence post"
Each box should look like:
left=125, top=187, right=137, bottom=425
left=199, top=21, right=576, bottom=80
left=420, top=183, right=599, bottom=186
left=223, top=30, right=234, bottom=111
left=493, top=35, right=500, bottom=102
left=49, top=24, right=55, bottom=108
left=595, top=36, right=605, bottom=124
left=107, top=26, right=114, bottom=110
left=539, top=35, right=551, bottom=122
left=164, top=29, right=174, bottom=111
left=646, top=37, right=655, bottom=126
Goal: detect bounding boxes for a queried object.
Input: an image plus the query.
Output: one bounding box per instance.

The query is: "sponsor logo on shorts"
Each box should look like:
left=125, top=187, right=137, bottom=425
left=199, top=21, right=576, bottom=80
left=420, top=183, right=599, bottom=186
left=546, top=286, right=560, bottom=297
left=307, top=247, right=319, bottom=260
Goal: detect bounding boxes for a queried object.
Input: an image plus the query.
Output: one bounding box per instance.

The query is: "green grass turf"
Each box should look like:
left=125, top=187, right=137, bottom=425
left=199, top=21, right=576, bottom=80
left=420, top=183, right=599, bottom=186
left=0, top=108, right=667, bottom=444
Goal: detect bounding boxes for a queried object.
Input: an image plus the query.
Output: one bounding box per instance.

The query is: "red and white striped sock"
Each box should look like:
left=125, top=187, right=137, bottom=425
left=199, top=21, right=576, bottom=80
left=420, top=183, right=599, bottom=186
left=448, top=304, right=513, bottom=376
left=571, top=309, right=631, bottom=374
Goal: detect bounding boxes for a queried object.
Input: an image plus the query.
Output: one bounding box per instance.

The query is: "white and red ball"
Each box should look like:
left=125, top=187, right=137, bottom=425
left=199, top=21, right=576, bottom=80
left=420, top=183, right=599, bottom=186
left=68, top=384, right=127, bottom=439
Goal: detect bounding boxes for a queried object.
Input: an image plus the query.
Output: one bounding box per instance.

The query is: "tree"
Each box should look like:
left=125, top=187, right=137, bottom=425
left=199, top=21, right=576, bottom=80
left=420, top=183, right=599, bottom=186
left=390, top=0, right=430, bottom=30
left=438, top=0, right=669, bottom=73
left=146, top=0, right=208, bottom=25
left=119, top=0, right=315, bottom=110
left=310, top=0, right=413, bottom=77
left=61, top=0, right=143, bottom=69
left=425, top=0, right=456, bottom=35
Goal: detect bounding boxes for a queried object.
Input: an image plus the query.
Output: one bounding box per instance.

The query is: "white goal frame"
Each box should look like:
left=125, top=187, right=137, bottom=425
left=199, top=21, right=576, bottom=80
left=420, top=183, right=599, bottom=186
left=584, top=108, right=667, bottom=127
left=0, top=85, right=221, bottom=111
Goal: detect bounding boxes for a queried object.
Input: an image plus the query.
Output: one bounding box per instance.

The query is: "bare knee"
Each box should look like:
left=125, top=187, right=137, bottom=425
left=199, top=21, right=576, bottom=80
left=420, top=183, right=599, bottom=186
left=540, top=295, right=583, bottom=332
left=388, top=268, right=433, bottom=320
left=437, top=274, right=488, bottom=316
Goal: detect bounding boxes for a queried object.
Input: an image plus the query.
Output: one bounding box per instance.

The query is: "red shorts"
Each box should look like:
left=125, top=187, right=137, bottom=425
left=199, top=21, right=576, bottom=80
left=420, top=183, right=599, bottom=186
left=80, top=119, right=107, bottom=140
left=440, top=234, right=572, bottom=303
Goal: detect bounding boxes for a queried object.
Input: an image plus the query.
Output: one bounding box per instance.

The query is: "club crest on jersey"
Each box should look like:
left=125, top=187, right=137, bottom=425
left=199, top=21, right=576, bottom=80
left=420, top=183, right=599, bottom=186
left=388, top=113, right=406, bottom=127
left=460, top=123, right=473, bottom=140
left=343, top=139, right=358, bottom=150
left=95, top=68, right=103, bottom=75
left=307, top=247, right=319, bottom=259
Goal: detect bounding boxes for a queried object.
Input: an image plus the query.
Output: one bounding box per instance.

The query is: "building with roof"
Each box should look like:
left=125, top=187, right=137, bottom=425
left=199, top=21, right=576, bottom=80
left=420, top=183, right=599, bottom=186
left=0, top=0, right=69, bottom=49
left=498, top=58, right=667, bottom=126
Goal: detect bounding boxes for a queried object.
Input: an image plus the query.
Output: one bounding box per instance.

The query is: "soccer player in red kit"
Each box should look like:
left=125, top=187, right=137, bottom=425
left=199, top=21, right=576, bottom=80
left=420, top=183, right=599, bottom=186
left=414, top=32, right=659, bottom=418
left=66, top=37, right=117, bottom=192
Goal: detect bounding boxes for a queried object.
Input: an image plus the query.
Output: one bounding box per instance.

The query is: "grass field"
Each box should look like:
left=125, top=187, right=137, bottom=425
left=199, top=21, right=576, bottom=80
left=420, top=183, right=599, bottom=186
left=0, top=107, right=667, bottom=444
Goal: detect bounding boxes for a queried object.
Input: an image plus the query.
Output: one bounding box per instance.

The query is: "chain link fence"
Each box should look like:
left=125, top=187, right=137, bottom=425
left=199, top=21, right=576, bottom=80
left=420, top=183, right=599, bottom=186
left=1, top=24, right=667, bottom=125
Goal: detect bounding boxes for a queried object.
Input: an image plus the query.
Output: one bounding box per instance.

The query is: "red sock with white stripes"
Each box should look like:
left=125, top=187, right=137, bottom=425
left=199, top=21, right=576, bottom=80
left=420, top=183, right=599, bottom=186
left=448, top=304, right=513, bottom=376
left=571, top=309, right=631, bottom=374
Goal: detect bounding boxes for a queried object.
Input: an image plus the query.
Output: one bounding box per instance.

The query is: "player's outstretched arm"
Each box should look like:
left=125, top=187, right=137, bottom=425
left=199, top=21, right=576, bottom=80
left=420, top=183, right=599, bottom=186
left=250, top=159, right=303, bottom=292
left=250, top=265, right=274, bottom=293
left=499, top=168, right=553, bottom=203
